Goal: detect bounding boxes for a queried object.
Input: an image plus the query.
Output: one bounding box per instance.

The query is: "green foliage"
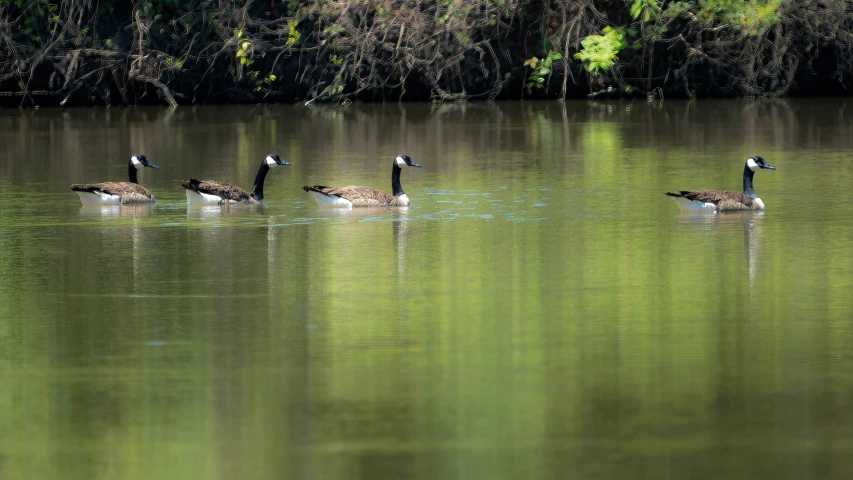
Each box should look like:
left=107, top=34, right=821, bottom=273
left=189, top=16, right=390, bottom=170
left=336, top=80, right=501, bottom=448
left=96, top=2, right=115, bottom=17
left=235, top=29, right=253, bottom=66
left=574, top=26, right=636, bottom=76
left=157, top=53, right=183, bottom=69
left=247, top=71, right=277, bottom=92
left=718, top=0, right=782, bottom=34
left=667, top=0, right=782, bottom=34
left=331, top=74, right=344, bottom=95
left=630, top=0, right=660, bottom=22
left=321, top=23, right=346, bottom=38
left=524, top=50, right=562, bottom=93
left=286, top=19, right=300, bottom=45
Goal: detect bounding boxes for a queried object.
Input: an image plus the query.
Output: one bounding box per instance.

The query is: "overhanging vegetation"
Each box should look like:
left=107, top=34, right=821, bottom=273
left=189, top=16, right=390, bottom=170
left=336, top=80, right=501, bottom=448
left=1, top=0, right=851, bottom=106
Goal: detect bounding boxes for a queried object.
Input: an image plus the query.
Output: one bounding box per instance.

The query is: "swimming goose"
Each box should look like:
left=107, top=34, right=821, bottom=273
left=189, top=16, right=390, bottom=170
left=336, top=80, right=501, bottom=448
left=666, top=156, right=776, bottom=213
left=303, top=154, right=422, bottom=208
left=71, top=154, right=160, bottom=204
left=181, top=154, right=291, bottom=206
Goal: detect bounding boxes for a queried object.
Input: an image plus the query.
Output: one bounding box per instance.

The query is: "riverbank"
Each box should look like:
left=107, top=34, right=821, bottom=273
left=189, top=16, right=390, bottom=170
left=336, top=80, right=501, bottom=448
left=2, top=1, right=850, bottom=107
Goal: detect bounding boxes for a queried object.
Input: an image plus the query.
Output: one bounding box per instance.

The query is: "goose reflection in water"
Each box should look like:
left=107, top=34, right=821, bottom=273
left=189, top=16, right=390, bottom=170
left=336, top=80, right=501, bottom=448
left=186, top=204, right=265, bottom=220
left=79, top=203, right=152, bottom=290
left=676, top=212, right=764, bottom=289
left=79, top=204, right=153, bottom=218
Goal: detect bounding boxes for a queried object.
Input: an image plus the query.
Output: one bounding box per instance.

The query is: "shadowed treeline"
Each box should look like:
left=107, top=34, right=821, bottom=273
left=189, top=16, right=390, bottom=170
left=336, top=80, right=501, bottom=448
left=2, top=1, right=853, bottom=107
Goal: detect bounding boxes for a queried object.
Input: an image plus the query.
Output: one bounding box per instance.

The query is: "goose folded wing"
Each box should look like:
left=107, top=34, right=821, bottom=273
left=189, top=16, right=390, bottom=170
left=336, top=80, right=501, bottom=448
left=329, top=185, right=397, bottom=206
left=113, top=183, right=156, bottom=203
left=676, top=190, right=756, bottom=210
left=110, top=183, right=155, bottom=203
left=71, top=182, right=109, bottom=193
left=195, top=181, right=251, bottom=202
left=73, top=182, right=153, bottom=200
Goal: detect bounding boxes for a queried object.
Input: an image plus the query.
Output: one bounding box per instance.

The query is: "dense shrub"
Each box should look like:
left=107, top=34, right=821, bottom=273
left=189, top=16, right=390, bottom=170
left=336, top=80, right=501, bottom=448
left=1, top=1, right=851, bottom=106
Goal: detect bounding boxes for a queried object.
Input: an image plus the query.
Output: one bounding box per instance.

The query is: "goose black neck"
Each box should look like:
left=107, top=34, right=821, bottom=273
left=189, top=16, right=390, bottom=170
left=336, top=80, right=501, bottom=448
left=250, top=162, right=271, bottom=201
left=742, top=164, right=757, bottom=199
left=392, top=164, right=404, bottom=197
left=128, top=162, right=139, bottom=184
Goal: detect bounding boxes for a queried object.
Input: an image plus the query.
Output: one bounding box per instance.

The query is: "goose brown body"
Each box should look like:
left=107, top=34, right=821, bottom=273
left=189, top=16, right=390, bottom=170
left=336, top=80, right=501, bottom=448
left=302, top=185, right=408, bottom=207
left=181, top=179, right=256, bottom=204
left=665, top=190, right=762, bottom=212
left=71, top=182, right=156, bottom=204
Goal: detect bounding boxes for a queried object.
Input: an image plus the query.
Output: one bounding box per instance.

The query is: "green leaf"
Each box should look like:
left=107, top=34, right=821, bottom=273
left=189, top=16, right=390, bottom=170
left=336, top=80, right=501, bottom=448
left=630, top=0, right=644, bottom=20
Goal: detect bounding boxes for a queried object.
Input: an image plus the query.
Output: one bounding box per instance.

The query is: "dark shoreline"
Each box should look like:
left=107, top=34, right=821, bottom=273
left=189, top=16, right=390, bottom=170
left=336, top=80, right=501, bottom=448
left=2, top=1, right=851, bottom=108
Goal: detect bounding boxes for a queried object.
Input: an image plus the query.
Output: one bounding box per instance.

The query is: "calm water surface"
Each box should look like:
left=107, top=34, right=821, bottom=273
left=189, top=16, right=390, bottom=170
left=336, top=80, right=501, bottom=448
left=1, top=100, right=852, bottom=479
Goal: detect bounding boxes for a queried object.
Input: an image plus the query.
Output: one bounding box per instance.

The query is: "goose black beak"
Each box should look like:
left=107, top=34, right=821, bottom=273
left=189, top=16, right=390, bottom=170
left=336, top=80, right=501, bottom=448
left=409, top=161, right=422, bottom=168
left=278, top=160, right=292, bottom=166
left=763, top=164, right=776, bottom=170
left=146, top=162, right=160, bottom=169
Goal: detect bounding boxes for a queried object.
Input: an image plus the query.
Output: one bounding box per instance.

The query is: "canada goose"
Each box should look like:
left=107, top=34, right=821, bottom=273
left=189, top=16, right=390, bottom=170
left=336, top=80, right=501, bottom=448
left=666, top=156, right=776, bottom=213
left=71, top=154, right=160, bottom=204
left=303, top=154, right=422, bottom=208
left=181, top=154, right=291, bottom=206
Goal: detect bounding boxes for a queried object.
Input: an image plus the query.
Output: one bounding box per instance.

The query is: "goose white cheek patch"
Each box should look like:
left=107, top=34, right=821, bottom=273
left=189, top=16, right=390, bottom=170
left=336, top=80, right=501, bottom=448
left=266, top=156, right=277, bottom=166
left=131, top=156, right=142, bottom=168
left=746, top=158, right=759, bottom=171
left=396, top=156, right=406, bottom=167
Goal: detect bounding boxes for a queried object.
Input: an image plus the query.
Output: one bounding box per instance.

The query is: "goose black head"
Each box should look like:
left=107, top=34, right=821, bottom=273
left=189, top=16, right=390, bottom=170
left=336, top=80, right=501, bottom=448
left=130, top=154, right=159, bottom=169
left=746, top=156, right=775, bottom=171
left=265, top=154, right=291, bottom=167
left=394, top=154, right=421, bottom=168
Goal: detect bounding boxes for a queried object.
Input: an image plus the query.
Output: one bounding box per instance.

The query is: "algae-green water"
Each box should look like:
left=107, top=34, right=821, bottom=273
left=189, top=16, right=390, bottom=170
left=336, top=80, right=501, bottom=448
left=1, top=100, right=852, bottom=479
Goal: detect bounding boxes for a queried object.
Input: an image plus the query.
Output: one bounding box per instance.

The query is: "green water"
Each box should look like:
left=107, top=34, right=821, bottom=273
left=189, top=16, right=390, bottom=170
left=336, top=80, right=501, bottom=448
left=1, top=100, right=852, bottom=479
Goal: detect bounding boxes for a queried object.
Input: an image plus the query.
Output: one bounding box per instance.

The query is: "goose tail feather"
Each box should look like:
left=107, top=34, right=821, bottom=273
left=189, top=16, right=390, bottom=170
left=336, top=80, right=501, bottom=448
left=71, top=184, right=100, bottom=193
left=181, top=178, right=202, bottom=192
left=302, top=185, right=335, bottom=196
